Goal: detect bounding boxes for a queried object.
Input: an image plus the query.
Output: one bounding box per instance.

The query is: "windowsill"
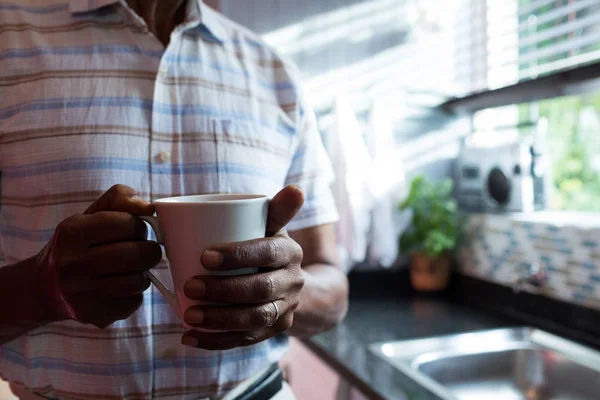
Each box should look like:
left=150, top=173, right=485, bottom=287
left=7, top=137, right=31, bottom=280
left=510, top=211, right=600, bottom=229
left=441, top=61, right=600, bottom=114
left=475, top=211, right=600, bottom=229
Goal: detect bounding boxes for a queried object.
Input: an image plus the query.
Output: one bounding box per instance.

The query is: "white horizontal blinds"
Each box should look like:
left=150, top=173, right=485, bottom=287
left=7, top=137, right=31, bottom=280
left=256, top=0, right=600, bottom=118
left=518, top=0, right=600, bottom=79
left=453, top=0, right=493, bottom=95
left=454, top=0, right=600, bottom=96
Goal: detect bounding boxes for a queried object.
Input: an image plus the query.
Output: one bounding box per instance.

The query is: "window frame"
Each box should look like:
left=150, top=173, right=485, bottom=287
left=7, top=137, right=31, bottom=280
left=440, top=61, right=600, bottom=115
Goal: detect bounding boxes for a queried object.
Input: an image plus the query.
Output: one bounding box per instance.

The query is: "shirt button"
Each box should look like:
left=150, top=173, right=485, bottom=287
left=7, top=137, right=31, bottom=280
left=157, top=151, right=171, bottom=163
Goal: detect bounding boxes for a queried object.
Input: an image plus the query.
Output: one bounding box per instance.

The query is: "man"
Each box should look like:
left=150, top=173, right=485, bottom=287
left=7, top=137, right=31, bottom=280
left=0, top=1, right=349, bottom=399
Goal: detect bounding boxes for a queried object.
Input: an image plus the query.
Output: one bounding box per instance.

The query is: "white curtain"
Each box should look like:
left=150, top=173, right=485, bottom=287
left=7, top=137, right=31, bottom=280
left=366, top=94, right=408, bottom=267
left=326, top=94, right=408, bottom=271
left=326, top=96, right=374, bottom=272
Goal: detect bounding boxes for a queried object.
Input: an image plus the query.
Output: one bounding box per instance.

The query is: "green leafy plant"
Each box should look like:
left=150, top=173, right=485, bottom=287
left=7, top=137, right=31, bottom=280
left=398, top=175, right=458, bottom=258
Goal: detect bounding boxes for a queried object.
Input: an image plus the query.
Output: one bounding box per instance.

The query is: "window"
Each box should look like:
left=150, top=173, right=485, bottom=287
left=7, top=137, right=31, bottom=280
left=522, top=92, right=600, bottom=212
left=460, top=0, right=600, bottom=213
left=472, top=90, right=600, bottom=212
left=455, top=0, right=600, bottom=96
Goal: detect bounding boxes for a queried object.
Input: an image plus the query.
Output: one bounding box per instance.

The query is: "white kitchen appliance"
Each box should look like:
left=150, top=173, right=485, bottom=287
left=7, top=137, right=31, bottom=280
left=455, top=133, right=550, bottom=213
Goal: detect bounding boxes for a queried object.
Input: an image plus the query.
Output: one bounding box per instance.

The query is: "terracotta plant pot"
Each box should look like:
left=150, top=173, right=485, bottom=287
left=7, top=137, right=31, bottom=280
left=409, top=252, right=452, bottom=292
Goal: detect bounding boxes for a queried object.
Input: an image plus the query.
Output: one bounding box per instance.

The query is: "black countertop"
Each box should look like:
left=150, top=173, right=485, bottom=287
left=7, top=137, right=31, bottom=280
left=303, top=272, right=517, bottom=400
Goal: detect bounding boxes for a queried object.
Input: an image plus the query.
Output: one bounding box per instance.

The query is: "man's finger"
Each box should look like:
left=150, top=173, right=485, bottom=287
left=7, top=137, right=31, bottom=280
left=181, top=312, right=294, bottom=350
left=89, top=273, right=151, bottom=298
left=79, top=212, right=149, bottom=246
left=85, top=184, right=154, bottom=216
left=200, top=234, right=302, bottom=271
left=183, top=300, right=286, bottom=331
left=67, top=274, right=150, bottom=299
left=184, top=269, right=300, bottom=303
left=266, top=185, right=304, bottom=234
left=86, top=240, right=163, bottom=276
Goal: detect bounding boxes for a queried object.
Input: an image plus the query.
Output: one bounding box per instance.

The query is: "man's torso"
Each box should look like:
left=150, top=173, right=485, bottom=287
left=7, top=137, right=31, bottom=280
left=0, top=1, right=307, bottom=398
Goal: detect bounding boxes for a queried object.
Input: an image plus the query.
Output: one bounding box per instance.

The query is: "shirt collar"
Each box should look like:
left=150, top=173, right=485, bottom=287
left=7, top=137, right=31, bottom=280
left=68, top=0, right=226, bottom=44
left=184, top=0, right=227, bottom=44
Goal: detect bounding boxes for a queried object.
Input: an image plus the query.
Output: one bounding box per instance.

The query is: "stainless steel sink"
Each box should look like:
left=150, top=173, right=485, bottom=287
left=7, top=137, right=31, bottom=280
left=370, top=328, right=600, bottom=400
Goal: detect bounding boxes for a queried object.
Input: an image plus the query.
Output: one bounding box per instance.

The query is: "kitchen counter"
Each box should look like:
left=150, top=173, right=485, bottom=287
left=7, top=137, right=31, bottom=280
left=303, top=272, right=517, bottom=400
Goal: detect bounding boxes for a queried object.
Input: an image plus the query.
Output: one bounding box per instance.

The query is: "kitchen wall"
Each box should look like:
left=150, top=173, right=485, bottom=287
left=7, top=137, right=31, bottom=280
left=460, top=212, right=600, bottom=311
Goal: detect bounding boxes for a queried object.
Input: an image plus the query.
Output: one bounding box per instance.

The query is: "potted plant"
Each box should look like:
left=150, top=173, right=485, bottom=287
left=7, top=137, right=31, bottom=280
left=399, top=175, right=458, bottom=292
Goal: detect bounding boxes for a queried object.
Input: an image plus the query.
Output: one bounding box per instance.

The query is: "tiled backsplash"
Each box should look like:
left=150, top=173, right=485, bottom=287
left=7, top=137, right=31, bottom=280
left=459, top=213, right=600, bottom=311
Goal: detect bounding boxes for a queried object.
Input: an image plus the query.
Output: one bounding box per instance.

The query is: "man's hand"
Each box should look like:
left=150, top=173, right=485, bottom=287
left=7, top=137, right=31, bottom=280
left=181, top=186, right=305, bottom=350
left=35, top=185, right=162, bottom=328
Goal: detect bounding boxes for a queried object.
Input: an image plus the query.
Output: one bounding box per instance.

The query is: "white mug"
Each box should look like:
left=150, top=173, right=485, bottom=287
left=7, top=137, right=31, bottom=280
left=140, top=194, right=269, bottom=328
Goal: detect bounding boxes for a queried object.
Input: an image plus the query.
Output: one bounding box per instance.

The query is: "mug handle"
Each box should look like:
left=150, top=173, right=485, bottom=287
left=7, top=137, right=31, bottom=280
left=139, top=216, right=181, bottom=319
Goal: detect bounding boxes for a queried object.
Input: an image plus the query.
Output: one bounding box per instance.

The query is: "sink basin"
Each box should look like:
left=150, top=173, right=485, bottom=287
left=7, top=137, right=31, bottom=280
left=370, top=328, right=600, bottom=400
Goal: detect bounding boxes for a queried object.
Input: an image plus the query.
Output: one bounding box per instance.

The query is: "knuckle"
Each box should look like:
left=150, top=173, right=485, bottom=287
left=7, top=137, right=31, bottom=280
left=109, top=184, right=128, bottom=195
left=264, top=240, right=279, bottom=265
left=55, top=215, right=82, bottom=241
left=218, top=278, right=237, bottom=299
left=288, top=296, right=301, bottom=312
left=111, top=210, right=129, bottom=220
left=232, top=244, right=249, bottom=263
left=253, top=305, right=274, bottom=328
left=254, top=275, right=275, bottom=301
left=96, top=210, right=124, bottom=225
left=103, top=185, right=134, bottom=212
left=67, top=213, right=86, bottom=225
left=295, top=244, right=304, bottom=264
left=289, top=240, right=303, bottom=264
left=280, top=313, right=294, bottom=331
left=294, top=273, right=305, bottom=291
left=93, top=210, right=111, bottom=218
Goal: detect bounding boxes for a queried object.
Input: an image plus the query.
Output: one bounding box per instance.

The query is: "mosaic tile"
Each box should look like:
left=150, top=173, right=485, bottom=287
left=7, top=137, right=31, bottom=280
left=459, top=214, right=600, bottom=311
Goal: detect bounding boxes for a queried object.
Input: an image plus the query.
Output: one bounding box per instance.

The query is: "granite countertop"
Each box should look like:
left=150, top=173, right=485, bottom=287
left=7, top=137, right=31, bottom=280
left=303, top=272, right=517, bottom=400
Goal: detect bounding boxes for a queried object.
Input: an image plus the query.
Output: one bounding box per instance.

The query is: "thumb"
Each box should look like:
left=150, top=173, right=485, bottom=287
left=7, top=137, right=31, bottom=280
left=266, top=185, right=304, bottom=234
left=85, top=184, right=155, bottom=216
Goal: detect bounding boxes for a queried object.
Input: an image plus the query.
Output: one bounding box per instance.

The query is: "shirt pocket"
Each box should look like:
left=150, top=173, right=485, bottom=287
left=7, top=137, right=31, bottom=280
left=216, top=119, right=296, bottom=197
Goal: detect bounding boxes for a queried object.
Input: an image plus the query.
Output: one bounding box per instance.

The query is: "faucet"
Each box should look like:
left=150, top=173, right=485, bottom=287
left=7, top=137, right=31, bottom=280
left=513, top=262, right=546, bottom=293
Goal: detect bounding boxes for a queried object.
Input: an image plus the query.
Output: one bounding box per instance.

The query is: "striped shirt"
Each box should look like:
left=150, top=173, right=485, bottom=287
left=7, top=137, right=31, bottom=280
left=0, top=1, right=337, bottom=399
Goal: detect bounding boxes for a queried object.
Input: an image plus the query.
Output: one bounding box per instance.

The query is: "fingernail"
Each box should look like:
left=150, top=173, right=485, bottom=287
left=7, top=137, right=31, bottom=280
left=185, top=279, right=206, bottom=298
left=181, top=335, right=198, bottom=347
left=131, top=195, right=149, bottom=204
left=202, top=250, right=223, bottom=268
left=184, top=307, right=204, bottom=325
